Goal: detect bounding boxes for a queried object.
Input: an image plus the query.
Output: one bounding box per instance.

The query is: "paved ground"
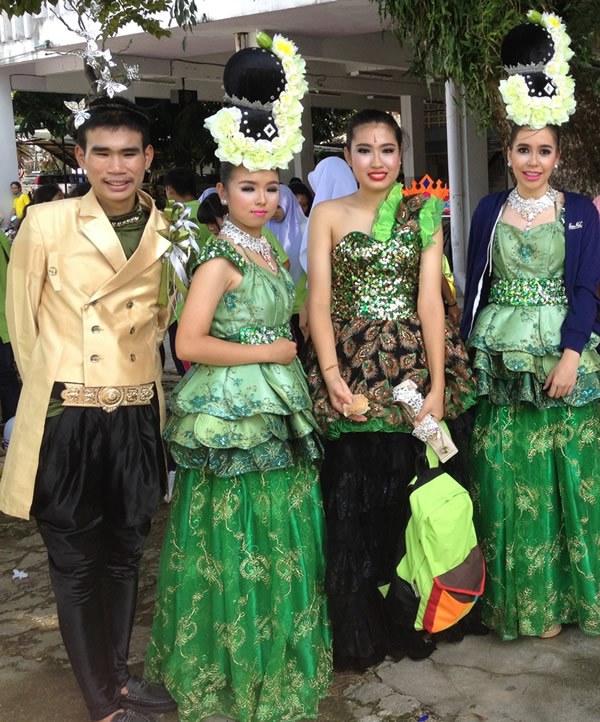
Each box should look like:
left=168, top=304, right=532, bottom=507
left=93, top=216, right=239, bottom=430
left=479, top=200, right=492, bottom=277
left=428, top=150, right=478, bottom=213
left=2, top=369, right=600, bottom=721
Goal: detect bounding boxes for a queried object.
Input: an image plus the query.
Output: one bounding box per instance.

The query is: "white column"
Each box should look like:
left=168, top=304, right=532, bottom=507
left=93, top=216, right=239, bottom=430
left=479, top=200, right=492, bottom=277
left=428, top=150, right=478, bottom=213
left=0, top=72, right=20, bottom=224
left=400, top=95, right=426, bottom=185
left=445, top=80, right=488, bottom=293
left=289, top=98, right=314, bottom=184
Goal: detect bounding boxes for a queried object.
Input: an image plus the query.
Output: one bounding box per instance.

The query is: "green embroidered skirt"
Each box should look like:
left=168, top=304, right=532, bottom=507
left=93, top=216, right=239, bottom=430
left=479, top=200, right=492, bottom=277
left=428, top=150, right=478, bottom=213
left=471, top=400, right=600, bottom=640
left=145, top=462, right=332, bottom=722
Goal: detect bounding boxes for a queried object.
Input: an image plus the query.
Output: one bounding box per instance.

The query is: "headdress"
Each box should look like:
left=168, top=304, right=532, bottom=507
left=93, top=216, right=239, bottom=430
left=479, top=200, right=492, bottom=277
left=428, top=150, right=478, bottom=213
left=64, top=35, right=141, bottom=130
left=499, top=10, right=576, bottom=128
left=204, top=32, right=308, bottom=171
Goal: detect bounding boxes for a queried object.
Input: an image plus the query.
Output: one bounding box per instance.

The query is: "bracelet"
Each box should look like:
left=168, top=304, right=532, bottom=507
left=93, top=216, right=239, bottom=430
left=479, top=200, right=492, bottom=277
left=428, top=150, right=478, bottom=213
left=446, top=302, right=457, bottom=308
left=323, top=363, right=338, bottom=373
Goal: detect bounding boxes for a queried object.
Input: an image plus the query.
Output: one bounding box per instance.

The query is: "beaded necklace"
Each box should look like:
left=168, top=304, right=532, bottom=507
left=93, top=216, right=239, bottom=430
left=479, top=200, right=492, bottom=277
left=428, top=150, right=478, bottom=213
left=507, top=187, right=558, bottom=232
left=220, top=217, right=277, bottom=273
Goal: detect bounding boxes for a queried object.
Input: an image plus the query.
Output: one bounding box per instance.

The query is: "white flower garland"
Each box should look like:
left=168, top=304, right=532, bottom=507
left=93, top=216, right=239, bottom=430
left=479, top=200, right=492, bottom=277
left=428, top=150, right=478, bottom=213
left=204, top=32, right=308, bottom=172
left=499, top=11, right=576, bottom=129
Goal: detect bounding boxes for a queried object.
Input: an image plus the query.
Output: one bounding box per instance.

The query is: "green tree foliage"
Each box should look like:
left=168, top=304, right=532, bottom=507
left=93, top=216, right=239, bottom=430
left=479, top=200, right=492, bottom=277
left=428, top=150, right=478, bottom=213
left=12, top=90, right=77, bottom=138
left=374, top=0, right=600, bottom=193
left=374, top=0, right=600, bottom=123
left=0, top=0, right=198, bottom=36
left=311, top=107, right=355, bottom=146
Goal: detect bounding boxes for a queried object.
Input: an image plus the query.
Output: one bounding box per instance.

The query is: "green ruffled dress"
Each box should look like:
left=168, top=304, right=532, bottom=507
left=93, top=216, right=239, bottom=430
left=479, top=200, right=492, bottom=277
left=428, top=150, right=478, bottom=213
left=145, top=238, right=332, bottom=721
left=469, top=217, right=600, bottom=640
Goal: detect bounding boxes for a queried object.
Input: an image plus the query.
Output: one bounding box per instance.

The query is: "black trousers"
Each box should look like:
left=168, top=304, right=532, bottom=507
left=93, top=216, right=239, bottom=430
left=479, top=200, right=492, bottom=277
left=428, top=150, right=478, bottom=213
left=0, top=340, right=21, bottom=422
left=31, top=395, right=166, bottom=720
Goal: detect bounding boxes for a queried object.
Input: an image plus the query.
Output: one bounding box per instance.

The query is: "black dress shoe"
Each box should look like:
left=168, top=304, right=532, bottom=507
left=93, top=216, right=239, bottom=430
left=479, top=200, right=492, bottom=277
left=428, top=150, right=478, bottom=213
left=112, top=710, right=158, bottom=722
left=121, top=676, right=177, bottom=713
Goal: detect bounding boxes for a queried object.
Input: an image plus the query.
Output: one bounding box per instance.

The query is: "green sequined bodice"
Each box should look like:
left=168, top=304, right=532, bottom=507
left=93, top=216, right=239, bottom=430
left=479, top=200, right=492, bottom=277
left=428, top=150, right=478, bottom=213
left=331, top=222, right=421, bottom=321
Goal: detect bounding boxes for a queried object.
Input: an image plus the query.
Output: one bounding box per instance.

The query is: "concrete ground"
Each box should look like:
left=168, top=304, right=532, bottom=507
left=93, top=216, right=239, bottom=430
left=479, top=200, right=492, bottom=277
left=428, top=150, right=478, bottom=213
left=2, top=370, right=600, bottom=721
left=5, top=493, right=600, bottom=722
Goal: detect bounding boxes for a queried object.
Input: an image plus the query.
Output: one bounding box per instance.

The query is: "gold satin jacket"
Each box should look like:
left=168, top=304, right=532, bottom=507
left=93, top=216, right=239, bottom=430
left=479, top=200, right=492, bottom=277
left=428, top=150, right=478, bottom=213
left=0, top=189, right=171, bottom=519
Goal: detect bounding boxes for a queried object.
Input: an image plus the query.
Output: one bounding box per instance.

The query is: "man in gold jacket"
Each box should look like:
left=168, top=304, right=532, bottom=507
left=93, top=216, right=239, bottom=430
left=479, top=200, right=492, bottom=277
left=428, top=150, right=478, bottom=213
left=0, top=97, right=176, bottom=722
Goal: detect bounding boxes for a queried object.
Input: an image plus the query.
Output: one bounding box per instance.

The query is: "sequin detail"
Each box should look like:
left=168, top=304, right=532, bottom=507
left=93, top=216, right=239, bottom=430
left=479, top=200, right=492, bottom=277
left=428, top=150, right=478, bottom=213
left=331, top=228, right=420, bottom=321
left=239, top=323, right=293, bottom=345
left=489, top=277, right=568, bottom=306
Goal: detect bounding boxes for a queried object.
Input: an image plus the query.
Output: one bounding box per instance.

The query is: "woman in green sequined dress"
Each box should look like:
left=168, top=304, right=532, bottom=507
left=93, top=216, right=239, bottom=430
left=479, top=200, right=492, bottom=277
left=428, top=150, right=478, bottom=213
left=461, top=125, right=600, bottom=640
left=305, top=110, right=476, bottom=670
left=144, top=161, right=332, bottom=721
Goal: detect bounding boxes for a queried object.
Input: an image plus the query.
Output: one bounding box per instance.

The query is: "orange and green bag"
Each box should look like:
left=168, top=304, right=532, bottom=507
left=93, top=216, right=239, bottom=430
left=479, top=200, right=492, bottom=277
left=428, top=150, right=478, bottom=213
left=381, top=445, right=485, bottom=633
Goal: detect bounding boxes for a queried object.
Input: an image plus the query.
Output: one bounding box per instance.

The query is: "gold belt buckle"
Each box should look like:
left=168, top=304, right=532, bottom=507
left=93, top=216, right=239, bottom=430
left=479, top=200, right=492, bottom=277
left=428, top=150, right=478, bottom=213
left=60, top=383, right=154, bottom=413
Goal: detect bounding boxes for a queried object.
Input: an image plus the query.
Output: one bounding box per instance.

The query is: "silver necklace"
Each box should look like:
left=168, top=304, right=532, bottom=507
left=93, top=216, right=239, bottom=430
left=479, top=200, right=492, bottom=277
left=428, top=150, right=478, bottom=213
left=220, top=218, right=277, bottom=273
left=507, top=186, right=558, bottom=232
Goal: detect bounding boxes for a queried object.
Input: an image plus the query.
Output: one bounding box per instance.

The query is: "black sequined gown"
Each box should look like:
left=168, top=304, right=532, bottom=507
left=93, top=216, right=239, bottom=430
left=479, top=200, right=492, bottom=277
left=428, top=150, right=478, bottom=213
left=304, top=189, right=477, bottom=670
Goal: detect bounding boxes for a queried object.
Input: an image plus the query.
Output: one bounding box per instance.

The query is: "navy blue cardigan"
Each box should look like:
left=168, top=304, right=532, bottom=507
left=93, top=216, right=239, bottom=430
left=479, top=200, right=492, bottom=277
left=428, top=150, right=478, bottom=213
left=460, top=190, right=600, bottom=354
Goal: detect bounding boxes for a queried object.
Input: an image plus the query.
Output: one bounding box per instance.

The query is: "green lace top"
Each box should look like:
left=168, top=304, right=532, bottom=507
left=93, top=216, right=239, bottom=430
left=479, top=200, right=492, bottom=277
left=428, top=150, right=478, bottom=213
left=164, top=237, right=322, bottom=476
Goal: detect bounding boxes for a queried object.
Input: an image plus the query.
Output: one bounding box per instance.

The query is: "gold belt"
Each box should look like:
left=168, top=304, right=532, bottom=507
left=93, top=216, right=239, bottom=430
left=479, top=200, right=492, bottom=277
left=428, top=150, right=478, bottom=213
left=60, top=382, right=154, bottom=413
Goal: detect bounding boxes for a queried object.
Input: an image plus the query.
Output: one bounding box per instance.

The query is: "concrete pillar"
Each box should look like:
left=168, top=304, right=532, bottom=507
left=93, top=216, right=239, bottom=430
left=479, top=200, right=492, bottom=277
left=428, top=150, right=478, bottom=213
left=445, top=80, right=488, bottom=293
left=0, top=72, right=20, bottom=224
left=400, top=95, right=426, bottom=185
left=289, top=97, right=314, bottom=184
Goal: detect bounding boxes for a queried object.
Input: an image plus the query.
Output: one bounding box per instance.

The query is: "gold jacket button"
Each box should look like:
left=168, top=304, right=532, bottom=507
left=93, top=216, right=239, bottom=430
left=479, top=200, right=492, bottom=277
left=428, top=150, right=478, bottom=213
left=126, top=300, right=134, bottom=309
left=130, top=354, right=136, bottom=362
left=48, top=267, right=57, bottom=276
left=90, top=354, right=100, bottom=363
left=91, top=325, right=101, bottom=333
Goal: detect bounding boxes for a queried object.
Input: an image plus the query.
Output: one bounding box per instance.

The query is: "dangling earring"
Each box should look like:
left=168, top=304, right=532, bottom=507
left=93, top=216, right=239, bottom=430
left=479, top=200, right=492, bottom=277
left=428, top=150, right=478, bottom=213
left=507, top=161, right=512, bottom=168
left=554, top=163, right=559, bottom=169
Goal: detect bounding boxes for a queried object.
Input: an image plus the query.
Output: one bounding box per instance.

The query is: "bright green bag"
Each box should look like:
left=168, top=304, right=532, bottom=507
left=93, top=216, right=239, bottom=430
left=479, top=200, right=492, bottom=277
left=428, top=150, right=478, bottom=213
left=381, top=446, right=485, bottom=633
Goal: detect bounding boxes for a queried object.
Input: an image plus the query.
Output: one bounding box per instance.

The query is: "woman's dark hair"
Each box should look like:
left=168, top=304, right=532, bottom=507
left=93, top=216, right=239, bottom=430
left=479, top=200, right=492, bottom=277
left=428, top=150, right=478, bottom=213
left=74, top=96, right=151, bottom=151
left=31, top=184, right=62, bottom=204
left=345, top=109, right=403, bottom=150
left=508, top=124, right=561, bottom=150
left=289, top=181, right=313, bottom=214
left=220, top=162, right=237, bottom=187
left=198, top=194, right=226, bottom=225
left=219, top=161, right=279, bottom=187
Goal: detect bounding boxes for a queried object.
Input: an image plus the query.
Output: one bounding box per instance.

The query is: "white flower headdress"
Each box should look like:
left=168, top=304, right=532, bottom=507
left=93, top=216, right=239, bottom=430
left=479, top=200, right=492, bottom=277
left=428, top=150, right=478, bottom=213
left=499, top=10, right=576, bottom=129
left=205, top=32, right=308, bottom=172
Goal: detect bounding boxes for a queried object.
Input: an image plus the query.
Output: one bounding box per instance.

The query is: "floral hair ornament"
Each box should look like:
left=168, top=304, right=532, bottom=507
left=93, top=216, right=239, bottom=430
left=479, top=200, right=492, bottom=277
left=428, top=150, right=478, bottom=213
left=499, top=10, right=575, bottom=128
left=64, top=35, right=140, bottom=128
left=204, top=31, right=308, bottom=171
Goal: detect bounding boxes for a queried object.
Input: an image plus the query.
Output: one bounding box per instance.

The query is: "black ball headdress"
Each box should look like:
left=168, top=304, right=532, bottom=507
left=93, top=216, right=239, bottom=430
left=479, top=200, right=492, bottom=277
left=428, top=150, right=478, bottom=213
left=205, top=33, right=308, bottom=171
left=498, top=10, right=576, bottom=128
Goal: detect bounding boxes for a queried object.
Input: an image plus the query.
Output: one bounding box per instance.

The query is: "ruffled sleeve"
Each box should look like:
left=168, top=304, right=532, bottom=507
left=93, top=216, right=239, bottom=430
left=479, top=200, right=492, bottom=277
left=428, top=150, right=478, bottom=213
left=371, top=183, right=404, bottom=242
left=418, top=196, right=443, bottom=250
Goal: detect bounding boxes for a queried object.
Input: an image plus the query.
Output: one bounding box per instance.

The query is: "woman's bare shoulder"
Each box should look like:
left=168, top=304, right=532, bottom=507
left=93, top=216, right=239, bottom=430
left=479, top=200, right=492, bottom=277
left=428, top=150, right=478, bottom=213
left=313, top=193, right=358, bottom=215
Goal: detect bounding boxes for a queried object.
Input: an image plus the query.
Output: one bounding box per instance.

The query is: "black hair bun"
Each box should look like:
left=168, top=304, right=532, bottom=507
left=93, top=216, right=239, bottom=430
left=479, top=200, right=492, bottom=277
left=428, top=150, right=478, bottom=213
left=501, top=24, right=555, bottom=69
left=223, top=47, right=286, bottom=106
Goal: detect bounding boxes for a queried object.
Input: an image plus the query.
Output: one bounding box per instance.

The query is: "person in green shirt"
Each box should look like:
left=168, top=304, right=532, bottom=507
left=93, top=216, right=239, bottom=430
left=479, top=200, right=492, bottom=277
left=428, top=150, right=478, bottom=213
left=0, top=229, right=21, bottom=427
left=164, top=168, right=206, bottom=374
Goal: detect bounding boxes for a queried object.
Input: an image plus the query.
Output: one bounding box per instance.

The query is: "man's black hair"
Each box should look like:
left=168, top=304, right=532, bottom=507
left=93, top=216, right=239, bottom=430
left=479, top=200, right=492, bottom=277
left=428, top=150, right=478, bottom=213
left=73, top=96, right=151, bottom=151
left=164, top=167, right=197, bottom=198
